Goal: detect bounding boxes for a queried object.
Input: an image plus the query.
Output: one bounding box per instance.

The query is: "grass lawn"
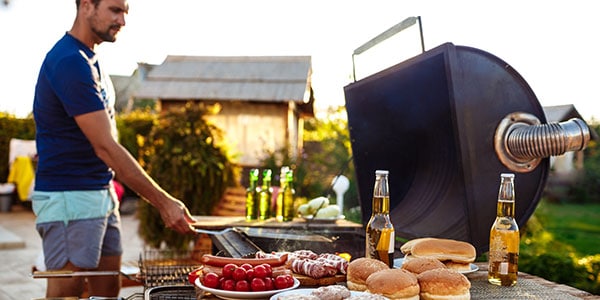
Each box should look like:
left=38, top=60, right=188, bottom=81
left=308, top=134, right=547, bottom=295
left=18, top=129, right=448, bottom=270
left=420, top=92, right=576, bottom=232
left=532, top=201, right=600, bottom=256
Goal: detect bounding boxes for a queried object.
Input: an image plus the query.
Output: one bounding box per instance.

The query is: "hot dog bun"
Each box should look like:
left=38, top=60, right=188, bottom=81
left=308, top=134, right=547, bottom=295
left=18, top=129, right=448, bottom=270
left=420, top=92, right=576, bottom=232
left=346, top=258, right=389, bottom=291
left=401, top=238, right=475, bottom=264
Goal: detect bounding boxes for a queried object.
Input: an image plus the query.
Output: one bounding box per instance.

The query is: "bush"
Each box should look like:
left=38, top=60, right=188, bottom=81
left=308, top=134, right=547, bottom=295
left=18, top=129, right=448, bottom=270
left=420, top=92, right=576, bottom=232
left=136, top=102, right=238, bottom=250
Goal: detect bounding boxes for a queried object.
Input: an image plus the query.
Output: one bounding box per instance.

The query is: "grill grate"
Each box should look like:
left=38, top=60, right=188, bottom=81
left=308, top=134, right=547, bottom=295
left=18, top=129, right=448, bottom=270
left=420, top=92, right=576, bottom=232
left=139, top=249, right=206, bottom=290
left=144, top=285, right=197, bottom=300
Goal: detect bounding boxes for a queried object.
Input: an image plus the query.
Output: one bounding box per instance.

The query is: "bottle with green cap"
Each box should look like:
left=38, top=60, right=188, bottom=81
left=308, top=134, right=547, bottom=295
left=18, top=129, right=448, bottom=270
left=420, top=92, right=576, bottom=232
left=245, top=169, right=260, bottom=221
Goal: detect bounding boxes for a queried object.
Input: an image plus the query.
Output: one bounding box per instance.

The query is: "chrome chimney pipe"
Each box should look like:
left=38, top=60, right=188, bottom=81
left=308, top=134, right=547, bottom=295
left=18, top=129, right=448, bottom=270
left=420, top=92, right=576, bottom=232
left=494, top=112, right=590, bottom=173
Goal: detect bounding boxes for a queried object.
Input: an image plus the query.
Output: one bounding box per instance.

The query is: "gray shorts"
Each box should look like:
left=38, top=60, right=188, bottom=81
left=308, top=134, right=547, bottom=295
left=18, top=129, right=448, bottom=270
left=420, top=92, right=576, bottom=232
left=36, top=211, right=123, bottom=270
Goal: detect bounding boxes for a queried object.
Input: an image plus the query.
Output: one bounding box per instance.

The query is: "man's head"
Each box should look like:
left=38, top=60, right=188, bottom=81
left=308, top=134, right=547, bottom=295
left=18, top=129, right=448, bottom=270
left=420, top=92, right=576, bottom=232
left=74, top=0, right=128, bottom=44
left=76, top=0, right=101, bottom=10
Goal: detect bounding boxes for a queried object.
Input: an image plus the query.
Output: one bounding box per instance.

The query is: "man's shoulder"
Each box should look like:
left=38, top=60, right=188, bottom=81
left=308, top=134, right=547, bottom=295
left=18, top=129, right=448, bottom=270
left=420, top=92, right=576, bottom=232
left=46, top=33, right=91, bottom=65
left=42, top=34, right=95, bottom=78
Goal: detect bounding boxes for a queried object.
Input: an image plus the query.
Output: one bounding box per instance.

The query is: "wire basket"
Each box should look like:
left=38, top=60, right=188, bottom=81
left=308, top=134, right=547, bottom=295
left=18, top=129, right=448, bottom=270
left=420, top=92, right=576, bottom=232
left=138, top=248, right=206, bottom=290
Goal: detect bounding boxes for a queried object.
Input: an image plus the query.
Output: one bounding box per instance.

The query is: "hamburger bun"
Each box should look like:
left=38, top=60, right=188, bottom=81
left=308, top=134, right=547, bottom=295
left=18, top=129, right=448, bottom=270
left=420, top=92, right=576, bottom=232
left=366, top=268, right=420, bottom=300
left=417, top=268, right=471, bottom=300
left=346, top=258, right=389, bottom=291
left=442, top=261, right=472, bottom=272
left=401, top=256, right=447, bottom=274
left=402, top=238, right=476, bottom=263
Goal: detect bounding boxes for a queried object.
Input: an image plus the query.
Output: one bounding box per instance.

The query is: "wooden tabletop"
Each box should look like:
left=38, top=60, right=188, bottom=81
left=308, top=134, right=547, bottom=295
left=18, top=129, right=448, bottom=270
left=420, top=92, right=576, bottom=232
left=469, top=262, right=597, bottom=299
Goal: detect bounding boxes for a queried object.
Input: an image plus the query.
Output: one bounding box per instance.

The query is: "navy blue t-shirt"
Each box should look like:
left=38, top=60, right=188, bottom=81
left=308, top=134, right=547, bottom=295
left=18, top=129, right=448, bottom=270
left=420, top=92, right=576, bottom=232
left=33, top=33, right=116, bottom=191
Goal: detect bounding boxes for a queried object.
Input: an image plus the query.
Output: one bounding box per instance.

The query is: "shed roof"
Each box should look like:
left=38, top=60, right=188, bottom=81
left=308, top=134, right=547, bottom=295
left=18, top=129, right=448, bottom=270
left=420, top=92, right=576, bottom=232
left=543, top=104, right=583, bottom=122
left=543, top=104, right=598, bottom=141
left=134, top=55, right=312, bottom=103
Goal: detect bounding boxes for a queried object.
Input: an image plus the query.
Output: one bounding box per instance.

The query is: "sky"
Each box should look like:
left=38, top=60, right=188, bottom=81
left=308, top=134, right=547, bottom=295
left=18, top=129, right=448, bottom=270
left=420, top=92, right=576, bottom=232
left=1, top=0, right=599, bottom=121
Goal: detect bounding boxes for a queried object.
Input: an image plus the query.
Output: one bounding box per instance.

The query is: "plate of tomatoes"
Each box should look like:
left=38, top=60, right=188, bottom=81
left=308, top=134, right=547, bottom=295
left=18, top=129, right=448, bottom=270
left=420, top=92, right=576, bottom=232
left=194, top=262, right=300, bottom=300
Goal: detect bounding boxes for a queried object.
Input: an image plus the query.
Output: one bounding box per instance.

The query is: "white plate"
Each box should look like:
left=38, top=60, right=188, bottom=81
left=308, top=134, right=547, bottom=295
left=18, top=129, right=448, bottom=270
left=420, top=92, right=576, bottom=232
left=270, top=288, right=386, bottom=300
left=196, top=277, right=300, bottom=300
left=393, top=258, right=479, bottom=274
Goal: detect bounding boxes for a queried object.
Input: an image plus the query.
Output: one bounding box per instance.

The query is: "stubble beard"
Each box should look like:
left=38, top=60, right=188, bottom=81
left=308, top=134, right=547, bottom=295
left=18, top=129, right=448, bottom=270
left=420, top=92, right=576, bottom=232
left=93, top=25, right=120, bottom=43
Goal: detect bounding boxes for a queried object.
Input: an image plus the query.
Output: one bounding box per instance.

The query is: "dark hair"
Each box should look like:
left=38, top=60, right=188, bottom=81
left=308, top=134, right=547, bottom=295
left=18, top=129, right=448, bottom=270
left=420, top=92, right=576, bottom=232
left=76, top=0, right=101, bottom=8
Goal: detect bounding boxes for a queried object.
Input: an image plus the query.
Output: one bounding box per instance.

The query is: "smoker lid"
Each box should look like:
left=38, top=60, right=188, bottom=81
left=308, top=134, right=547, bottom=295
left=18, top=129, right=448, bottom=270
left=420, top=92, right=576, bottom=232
left=344, top=42, right=548, bottom=255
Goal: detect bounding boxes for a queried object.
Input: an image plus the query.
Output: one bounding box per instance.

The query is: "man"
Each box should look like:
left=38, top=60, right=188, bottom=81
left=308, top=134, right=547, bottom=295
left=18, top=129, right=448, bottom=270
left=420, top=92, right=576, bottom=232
left=32, top=0, right=196, bottom=297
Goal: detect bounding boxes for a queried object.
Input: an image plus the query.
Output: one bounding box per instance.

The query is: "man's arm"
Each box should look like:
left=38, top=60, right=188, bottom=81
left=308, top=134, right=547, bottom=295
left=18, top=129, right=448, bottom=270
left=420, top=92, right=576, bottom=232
left=75, top=109, right=195, bottom=234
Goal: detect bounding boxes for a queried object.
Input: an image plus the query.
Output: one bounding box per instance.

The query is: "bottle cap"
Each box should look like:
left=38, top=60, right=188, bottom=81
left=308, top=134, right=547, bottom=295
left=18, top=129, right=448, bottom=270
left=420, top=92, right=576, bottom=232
left=375, top=170, right=389, bottom=175
left=500, top=173, right=515, bottom=178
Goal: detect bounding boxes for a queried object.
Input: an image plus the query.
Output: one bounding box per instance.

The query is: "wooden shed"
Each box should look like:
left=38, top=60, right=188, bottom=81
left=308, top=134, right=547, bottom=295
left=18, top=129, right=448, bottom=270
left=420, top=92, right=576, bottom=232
left=133, top=55, right=314, bottom=168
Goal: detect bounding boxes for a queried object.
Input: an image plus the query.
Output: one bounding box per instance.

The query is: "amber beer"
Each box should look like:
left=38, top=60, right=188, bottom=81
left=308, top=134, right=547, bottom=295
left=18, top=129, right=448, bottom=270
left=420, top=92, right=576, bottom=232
left=488, top=173, right=519, bottom=286
left=366, top=170, right=395, bottom=268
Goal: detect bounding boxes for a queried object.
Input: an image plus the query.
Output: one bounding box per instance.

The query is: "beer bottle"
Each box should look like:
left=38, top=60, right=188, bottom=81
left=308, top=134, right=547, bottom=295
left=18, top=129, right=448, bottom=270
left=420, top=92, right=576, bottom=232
left=276, top=166, right=290, bottom=221
left=258, top=169, right=273, bottom=220
left=488, top=173, right=519, bottom=286
left=281, top=169, right=296, bottom=222
left=245, top=169, right=260, bottom=221
left=365, top=170, right=395, bottom=268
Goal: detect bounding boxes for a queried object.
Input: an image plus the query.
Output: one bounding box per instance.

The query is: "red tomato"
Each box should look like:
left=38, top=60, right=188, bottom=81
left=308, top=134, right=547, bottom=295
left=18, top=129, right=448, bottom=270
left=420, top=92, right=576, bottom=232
left=250, top=277, right=266, bottom=291
left=201, top=272, right=220, bottom=289
left=187, top=268, right=203, bottom=285
left=235, top=280, right=250, bottom=292
left=261, top=263, right=273, bottom=277
left=240, top=263, right=253, bottom=271
left=232, top=267, right=247, bottom=281
left=246, top=268, right=255, bottom=280
left=263, top=276, right=274, bottom=290
left=222, top=263, right=237, bottom=279
left=253, top=265, right=268, bottom=279
left=284, top=274, right=294, bottom=287
left=221, top=279, right=235, bottom=291
left=274, top=275, right=289, bottom=290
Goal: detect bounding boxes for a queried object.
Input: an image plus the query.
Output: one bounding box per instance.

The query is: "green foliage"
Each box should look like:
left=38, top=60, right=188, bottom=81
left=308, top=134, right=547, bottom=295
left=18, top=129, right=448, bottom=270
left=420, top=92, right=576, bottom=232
left=136, top=102, right=238, bottom=250
left=259, top=106, right=358, bottom=215
left=302, top=107, right=357, bottom=207
left=116, top=108, right=156, bottom=160
left=520, top=201, right=600, bottom=294
left=0, top=113, right=36, bottom=181
left=561, top=123, right=600, bottom=204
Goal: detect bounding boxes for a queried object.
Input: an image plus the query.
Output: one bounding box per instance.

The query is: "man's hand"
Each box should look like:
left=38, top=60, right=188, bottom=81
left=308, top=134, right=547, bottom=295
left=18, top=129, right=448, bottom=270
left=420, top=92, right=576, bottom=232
left=159, top=199, right=197, bottom=234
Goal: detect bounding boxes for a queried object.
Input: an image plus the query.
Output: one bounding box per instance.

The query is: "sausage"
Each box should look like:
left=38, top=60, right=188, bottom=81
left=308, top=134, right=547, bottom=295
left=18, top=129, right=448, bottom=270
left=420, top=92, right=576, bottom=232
left=200, top=253, right=288, bottom=267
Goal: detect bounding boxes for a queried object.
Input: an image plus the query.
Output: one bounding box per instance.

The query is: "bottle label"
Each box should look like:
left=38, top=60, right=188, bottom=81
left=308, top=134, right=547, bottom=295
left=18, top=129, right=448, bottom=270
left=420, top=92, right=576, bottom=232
left=388, top=230, right=395, bottom=254
left=500, top=262, right=509, bottom=275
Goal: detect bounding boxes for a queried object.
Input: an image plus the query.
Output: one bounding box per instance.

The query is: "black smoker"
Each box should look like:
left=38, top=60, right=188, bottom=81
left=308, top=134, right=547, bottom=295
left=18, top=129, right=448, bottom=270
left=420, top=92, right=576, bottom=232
left=344, top=42, right=590, bottom=255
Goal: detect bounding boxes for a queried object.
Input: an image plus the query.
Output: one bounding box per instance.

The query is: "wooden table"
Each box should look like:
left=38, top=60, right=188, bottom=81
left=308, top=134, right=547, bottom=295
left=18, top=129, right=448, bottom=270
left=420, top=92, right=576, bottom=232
left=468, top=262, right=598, bottom=299
left=190, top=217, right=598, bottom=299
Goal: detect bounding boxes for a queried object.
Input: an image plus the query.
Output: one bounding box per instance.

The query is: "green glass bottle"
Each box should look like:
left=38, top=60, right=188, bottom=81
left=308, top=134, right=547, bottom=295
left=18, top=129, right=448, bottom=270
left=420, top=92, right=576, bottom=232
left=258, top=169, right=273, bottom=220
left=281, top=169, right=296, bottom=222
left=245, top=169, right=260, bottom=221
